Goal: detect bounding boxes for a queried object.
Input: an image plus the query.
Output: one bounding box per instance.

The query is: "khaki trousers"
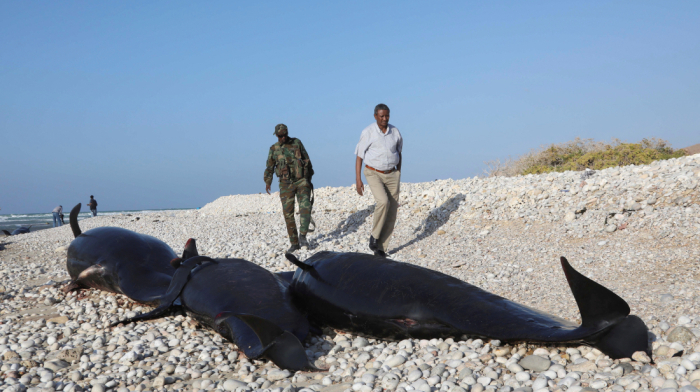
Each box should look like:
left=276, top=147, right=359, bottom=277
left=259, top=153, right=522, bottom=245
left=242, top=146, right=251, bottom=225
left=364, top=167, right=401, bottom=252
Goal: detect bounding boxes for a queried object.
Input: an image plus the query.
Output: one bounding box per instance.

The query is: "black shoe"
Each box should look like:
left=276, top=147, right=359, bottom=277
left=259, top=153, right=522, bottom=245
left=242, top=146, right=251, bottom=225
left=374, top=250, right=387, bottom=258
left=299, top=234, right=309, bottom=248
left=287, top=244, right=300, bottom=253
left=369, top=236, right=379, bottom=252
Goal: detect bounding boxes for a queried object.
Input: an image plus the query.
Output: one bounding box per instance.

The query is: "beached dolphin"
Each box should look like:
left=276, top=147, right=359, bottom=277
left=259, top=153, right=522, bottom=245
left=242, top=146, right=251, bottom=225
left=63, top=205, right=314, bottom=371
left=2, top=226, right=32, bottom=236
left=63, top=203, right=179, bottom=303
left=285, top=251, right=651, bottom=359
left=113, top=239, right=315, bottom=371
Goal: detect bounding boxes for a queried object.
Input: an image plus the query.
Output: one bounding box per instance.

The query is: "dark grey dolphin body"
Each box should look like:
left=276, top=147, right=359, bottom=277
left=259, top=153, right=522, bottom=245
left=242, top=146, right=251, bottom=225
left=63, top=204, right=179, bottom=303
left=113, top=241, right=315, bottom=371
left=2, top=226, right=32, bottom=236
left=286, top=251, right=651, bottom=359
left=63, top=203, right=313, bottom=370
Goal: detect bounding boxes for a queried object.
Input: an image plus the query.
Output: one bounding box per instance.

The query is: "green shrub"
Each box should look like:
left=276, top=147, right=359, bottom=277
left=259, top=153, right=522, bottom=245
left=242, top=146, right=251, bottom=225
left=485, top=137, right=686, bottom=177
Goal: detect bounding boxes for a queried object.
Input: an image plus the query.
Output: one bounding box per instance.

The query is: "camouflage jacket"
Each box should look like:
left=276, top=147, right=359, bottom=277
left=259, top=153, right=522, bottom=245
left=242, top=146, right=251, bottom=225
left=264, top=138, right=313, bottom=185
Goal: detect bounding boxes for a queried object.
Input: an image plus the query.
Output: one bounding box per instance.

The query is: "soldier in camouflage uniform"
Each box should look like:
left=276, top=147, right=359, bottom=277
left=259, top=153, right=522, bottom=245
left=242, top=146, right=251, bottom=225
left=264, top=124, right=314, bottom=253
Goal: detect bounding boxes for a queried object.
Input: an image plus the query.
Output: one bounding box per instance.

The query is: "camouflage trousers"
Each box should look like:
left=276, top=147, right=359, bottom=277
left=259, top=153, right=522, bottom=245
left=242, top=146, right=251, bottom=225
left=279, top=178, right=312, bottom=245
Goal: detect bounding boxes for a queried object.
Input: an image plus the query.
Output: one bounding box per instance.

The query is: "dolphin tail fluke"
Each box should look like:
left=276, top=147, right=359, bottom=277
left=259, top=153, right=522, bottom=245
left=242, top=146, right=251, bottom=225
left=560, top=256, right=629, bottom=329
left=592, top=314, right=651, bottom=359
left=1, top=230, right=10, bottom=236
left=284, top=253, right=314, bottom=271
left=69, top=204, right=82, bottom=238
left=230, top=313, right=317, bottom=371
left=560, top=256, right=650, bottom=358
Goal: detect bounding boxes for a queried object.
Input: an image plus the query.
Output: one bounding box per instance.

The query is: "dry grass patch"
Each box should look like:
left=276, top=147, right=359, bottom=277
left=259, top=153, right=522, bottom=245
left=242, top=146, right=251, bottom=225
left=485, top=138, right=686, bottom=177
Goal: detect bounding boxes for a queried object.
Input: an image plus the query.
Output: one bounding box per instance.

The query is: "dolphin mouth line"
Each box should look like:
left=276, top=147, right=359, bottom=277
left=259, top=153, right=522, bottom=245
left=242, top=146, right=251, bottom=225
left=77, top=264, right=106, bottom=280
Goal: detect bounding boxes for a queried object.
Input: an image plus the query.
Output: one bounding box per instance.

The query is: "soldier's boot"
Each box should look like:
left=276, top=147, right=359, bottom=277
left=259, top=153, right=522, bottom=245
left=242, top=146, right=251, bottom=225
left=286, top=243, right=301, bottom=254
left=299, top=234, right=309, bottom=249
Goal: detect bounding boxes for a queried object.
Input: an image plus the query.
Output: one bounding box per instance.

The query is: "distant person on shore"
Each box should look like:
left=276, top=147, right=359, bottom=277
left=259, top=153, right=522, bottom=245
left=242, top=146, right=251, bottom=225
left=88, top=195, right=98, bottom=217
left=264, top=124, right=314, bottom=253
left=52, top=205, right=63, bottom=227
left=354, top=103, right=403, bottom=258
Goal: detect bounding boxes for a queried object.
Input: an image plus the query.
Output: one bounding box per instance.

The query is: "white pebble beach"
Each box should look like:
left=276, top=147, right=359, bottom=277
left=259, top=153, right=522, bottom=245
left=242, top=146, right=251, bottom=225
left=1, top=153, right=699, bottom=392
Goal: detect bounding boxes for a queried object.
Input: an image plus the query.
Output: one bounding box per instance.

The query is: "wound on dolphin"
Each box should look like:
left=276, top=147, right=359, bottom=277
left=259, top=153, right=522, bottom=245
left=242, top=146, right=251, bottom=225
left=285, top=251, right=651, bottom=359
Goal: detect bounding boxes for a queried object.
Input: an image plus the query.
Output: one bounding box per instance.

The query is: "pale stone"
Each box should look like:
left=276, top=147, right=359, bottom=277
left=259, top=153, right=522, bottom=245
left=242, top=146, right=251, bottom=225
left=668, top=326, right=695, bottom=343
left=223, top=379, right=248, bottom=390
left=632, top=351, right=651, bottom=363
left=267, top=369, right=291, bottom=381
left=519, top=355, right=550, bottom=372
left=47, top=316, right=69, bottom=324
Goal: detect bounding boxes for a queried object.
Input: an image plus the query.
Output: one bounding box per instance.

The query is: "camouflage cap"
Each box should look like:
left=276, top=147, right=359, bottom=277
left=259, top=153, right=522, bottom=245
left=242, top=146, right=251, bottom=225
left=274, top=124, right=288, bottom=136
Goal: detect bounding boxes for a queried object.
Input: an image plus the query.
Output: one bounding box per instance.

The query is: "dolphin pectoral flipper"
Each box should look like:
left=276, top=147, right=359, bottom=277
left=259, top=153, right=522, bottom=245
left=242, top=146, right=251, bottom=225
left=230, top=313, right=317, bottom=371
left=265, top=331, right=318, bottom=371
left=109, top=302, right=176, bottom=328
left=111, top=256, right=216, bottom=327
left=560, top=256, right=630, bottom=330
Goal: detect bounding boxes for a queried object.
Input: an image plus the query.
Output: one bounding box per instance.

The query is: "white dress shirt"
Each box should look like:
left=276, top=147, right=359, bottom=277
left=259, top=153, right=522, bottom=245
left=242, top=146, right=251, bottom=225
left=354, top=123, right=403, bottom=171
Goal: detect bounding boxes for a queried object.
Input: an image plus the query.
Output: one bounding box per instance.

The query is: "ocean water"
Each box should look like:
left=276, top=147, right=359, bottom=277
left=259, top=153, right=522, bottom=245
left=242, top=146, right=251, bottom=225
left=0, top=209, right=193, bottom=235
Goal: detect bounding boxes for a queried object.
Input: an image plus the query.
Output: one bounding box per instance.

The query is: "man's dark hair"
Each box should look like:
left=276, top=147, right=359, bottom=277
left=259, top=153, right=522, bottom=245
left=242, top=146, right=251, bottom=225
left=374, top=103, right=390, bottom=115
left=90, top=195, right=94, bottom=198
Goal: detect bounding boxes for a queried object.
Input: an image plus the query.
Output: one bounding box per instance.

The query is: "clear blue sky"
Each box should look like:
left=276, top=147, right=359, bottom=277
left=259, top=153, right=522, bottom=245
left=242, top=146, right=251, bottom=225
left=1, top=2, right=698, bottom=214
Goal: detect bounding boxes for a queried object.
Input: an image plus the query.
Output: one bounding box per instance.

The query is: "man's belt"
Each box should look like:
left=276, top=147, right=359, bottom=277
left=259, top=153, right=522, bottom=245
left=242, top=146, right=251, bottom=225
left=366, top=165, right=396, bottom=174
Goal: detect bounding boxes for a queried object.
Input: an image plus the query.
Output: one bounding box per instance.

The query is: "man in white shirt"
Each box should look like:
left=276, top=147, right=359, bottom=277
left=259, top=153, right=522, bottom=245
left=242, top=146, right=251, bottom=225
left=354, top=104, right=403, bottom=257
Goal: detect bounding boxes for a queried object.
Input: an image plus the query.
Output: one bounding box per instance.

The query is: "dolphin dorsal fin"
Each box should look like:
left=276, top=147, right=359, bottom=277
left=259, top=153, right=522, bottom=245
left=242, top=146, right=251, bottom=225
left=171, top=238, right=199, bottom=269
left=182, top=238, right=198, bottom=259
left=284, top=253, right=313, bottom=271
left=69, top=203, right=82, bottom=238
left=560, top=256, right=630, bottom=330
